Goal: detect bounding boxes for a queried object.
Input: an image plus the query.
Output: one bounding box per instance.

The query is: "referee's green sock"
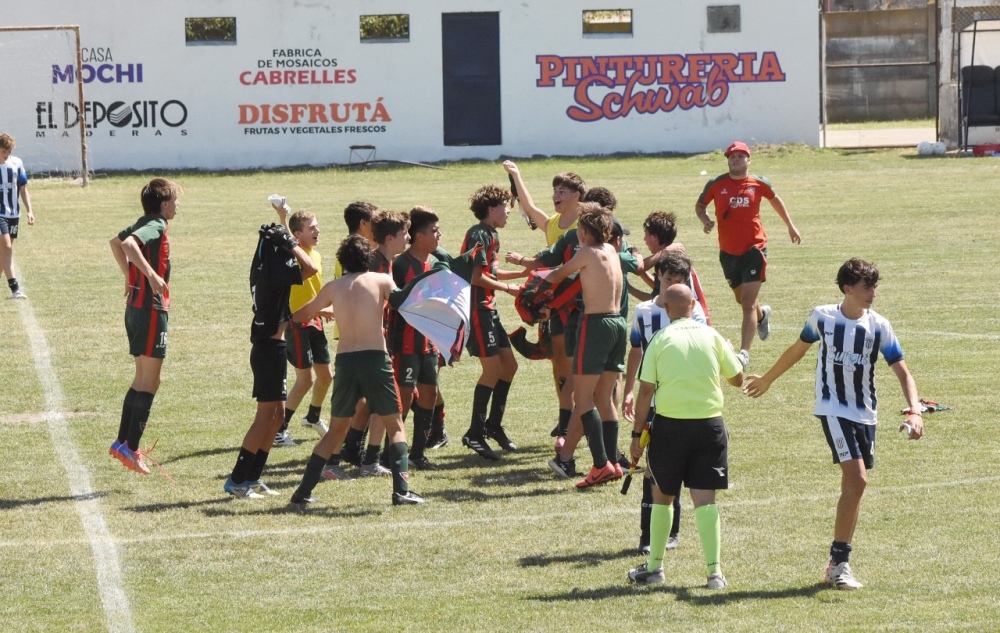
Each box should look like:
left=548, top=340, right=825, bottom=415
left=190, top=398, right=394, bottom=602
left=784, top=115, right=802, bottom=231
left=695, top=503, right=722, bottom=576
left=647, top=503, right=674, bottom=572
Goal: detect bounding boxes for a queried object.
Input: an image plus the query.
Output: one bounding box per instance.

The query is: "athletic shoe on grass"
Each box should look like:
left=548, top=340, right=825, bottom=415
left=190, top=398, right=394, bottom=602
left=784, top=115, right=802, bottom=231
left=627, top=563, right=665, bottom=584
left=575, top=462, right=617, bottom=489
left=408, top=455, right=438, bottom=471
left=321, top=464, right=355, bottom=481
left=249, top=480, right=280, bottom=496
left=301, top=418, right=328, bottom=438
left=757, top=305, right=771, bottom=341
left=548, top=456, right=577, bottom=479
left=392, top=491, right=426, bottom=505
left=485, top=425, right=517, bottom=451
left=114, top=443, right=151, bottom=475
left=273, top=430, right=297, bottom=447
left=824, top=561, right=863, bottom=590
left=359, top=462, right=392, bottom=478
left=666, top=536, right=679, bottom=550
left=707, top=573, right=727, bottom=589
left=462, top=433, right=501, bottom=461
left=224, top=475, right=264, bottom=498
left=426, top=431, right=449, bottom=449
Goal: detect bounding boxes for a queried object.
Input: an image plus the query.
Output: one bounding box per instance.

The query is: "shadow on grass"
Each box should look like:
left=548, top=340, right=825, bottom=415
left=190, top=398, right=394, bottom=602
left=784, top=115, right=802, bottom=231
left=529, top=582, right=827, bottom=604
left=520, top=548, right=636, bottom=568
left=0, top=491, right=109, bottom=509
left=159, top=446, right=239, bottom=465
left=430, top=486, right=565, bottom=503
left=203, top=503, right=380, bottom=520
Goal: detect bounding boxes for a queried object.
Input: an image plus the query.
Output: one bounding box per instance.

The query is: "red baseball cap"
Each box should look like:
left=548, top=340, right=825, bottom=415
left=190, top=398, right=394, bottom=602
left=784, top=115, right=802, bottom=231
left=725, top=141, right=751, bottom=157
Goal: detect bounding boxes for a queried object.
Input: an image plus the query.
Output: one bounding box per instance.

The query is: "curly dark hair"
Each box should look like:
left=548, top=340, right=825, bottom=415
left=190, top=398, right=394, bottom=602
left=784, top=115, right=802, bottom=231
left=337, top=234, right=374, bottom=273
left=836, top=258, right=879, bottom=292
left=469, top=184, right=511, bottom=219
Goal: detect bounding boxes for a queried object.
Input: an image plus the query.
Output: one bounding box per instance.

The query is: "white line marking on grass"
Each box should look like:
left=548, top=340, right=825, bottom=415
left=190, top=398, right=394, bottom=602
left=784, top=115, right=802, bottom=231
left=4, top=474, right=1000, bottom=550
left=15, top=298, right=136, bottom=633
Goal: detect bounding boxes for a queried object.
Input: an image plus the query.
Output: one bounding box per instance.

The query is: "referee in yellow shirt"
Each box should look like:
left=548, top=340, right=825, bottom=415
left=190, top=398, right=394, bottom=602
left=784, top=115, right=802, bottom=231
left=627, top=284, right=743, bottom=589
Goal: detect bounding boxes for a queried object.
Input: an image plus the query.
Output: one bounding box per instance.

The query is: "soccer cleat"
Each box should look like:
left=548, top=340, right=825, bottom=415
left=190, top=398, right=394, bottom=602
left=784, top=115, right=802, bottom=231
left=426, top=431, right=449, bottom=449
left=408, top=455, right=438, bottom=471
left=301, top=418, right=328, bottom=438
left=392, top=490, right=426, bottom=506
left=736, top=349, right=750, bottom=370
left=666, top=536, right=679, bottom=550
left=549, top=424, right=561, bottom=438
left=757, top=304, right=772, bottom=341
left=462, top=434, right=501, bottom=461
left=273, top=430, right=298, bottom=447
left=612, top=462, right=624, bottom=480
left=115, top=443, right=151, bottom=475
left=10, top=288, right=26, bottom=300
left=287, top=495, right=316, bottom=512
left=627, top=563, right=665, bottom=584
left=321, top=464, right=355, bottom=481
left=224, top=475, right=264, bottom=498
left=249, top=480, right=280, bottom=496
left=485, top=425, right=518, bottom=451
left=359, top=462, right=392, bottom=478
left=548, top=456, right=577, bottom=479
left=575, top=462, right=617, bottom=489
left=824, top=561, right=863, bottom=590
left=109, top=440, right=128, bottom=466
left=707, top=573, right=728, bottom=589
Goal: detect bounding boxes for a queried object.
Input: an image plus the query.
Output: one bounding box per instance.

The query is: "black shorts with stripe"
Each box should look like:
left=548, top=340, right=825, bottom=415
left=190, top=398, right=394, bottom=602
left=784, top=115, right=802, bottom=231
left=466, top=309, right=511, bottom=358
left=250, top=338, right=288, bottom=403
left=647, top=414, right=729, bottom=496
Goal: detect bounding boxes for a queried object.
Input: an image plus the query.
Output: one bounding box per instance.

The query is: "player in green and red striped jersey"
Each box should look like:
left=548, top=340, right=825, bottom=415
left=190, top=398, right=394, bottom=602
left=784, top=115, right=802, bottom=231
left=461, top=184, right=521, bottom=461
left=107, top=178, right=183, bottom=475
left=391, top=206, right=443, bottom=470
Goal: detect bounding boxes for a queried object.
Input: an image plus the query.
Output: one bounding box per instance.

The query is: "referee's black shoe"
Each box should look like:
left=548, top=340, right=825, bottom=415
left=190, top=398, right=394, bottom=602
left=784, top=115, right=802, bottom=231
left=486, top=425, right=518, bottom=451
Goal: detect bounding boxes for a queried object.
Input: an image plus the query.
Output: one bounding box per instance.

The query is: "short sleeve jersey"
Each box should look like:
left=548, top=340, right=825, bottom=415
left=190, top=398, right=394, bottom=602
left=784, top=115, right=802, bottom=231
left=629, top=293, right=707, bottom=350
left=0, top=156, right=28, bottom=218
left=639, top=318, right=742, bottom=419
left=390, top=250, right=439, bottom=355
left=617, top=249, right=639, bottom=318
left=461, top=223, right=500, bottom=311
left=800, top=304, right=904, bottom=425
left=288, top=247, right=323, bottom=329
left=118, top=215, right=170, bottom=311
left=698, top=173, right=776, bottom=256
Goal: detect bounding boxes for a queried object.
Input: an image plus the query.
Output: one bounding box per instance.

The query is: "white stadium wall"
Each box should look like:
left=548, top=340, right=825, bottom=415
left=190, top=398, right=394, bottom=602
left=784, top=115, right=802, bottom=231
left=3, top=0, right=819, bottom=172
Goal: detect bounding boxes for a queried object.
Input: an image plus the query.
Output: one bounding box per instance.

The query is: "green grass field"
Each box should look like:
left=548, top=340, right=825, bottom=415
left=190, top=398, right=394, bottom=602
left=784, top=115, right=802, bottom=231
left=2, top=147, right=999, bottom=632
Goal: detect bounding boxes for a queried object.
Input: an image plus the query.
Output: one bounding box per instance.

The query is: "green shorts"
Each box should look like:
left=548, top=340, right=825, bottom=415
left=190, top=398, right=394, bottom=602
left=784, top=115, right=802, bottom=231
left=330, top=351, right=401, bottom=417
left=466, top=309, right=511, bottom=358
left=719, top=246, right=767, bottom=289
left=285, top=322, right=331, bottom=369
left=394, top=353, right=439, bottom=388
left=573, top=313, right=627, bottom=375
left=125, top=306, right=168, bottom=359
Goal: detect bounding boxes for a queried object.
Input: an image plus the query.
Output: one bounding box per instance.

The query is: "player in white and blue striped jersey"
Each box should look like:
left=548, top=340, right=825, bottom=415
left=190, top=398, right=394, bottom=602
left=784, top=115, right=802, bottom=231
left=744, top=258, right=923, bottom=591
left=0, top=133, right=35, bottom=299
left=622, top=252, right=709, bottom=555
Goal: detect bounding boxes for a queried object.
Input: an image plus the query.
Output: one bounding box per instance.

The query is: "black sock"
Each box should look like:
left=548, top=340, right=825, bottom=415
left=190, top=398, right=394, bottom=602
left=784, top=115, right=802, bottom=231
left=410, top=405, right=433, bottom=460
left=306, top=404, right=322, bottom=424
left=230, top=447, right=256, bottom=484
left=830, top=541, right=852, bottom=564
left=281, top=408, right=294, bottom=432
left=246, top=450, right=270, bottom=482
left=292, top=453, right=327, bottom=502
left=342, top=427, right=363, bottom=455
left=125, top=391, right=154, bottom=451
left=7, top=278, right=18, bottom=292
left=469, top=384, right=492, bottom=436
left=557, top=408, right=571, bottom=436
left=602, top=419, right=619, bottom=465
left=325, top=452, right=341, bottom=467
left=640, top=476, right=653, bottom=542
left=117, top=388, right=138, bottom=444
left=362, top=443, right=381, bottom=466
left=581, top=408, right=608, bottom=468
left=384, top=441, right=410, bottom=495
left=671, top=497, right=681, bottom=538
left=486, top=379, right=512, bottom=430
left=432, top=402, right=446, bottom=435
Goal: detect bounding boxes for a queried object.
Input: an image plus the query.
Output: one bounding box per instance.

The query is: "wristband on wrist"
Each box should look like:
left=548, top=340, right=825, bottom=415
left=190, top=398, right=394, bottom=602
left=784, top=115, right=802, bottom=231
left=631, top=430, right=643, bottom=439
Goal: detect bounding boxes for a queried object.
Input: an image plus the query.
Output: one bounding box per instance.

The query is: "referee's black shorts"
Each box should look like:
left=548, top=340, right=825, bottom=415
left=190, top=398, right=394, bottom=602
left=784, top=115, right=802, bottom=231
left=647, top=414, right=729, bottom=496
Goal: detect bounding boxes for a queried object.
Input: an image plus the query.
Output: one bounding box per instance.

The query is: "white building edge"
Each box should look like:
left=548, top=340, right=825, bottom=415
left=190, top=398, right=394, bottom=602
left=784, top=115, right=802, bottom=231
left=4, top=0, right=819, bottom=172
